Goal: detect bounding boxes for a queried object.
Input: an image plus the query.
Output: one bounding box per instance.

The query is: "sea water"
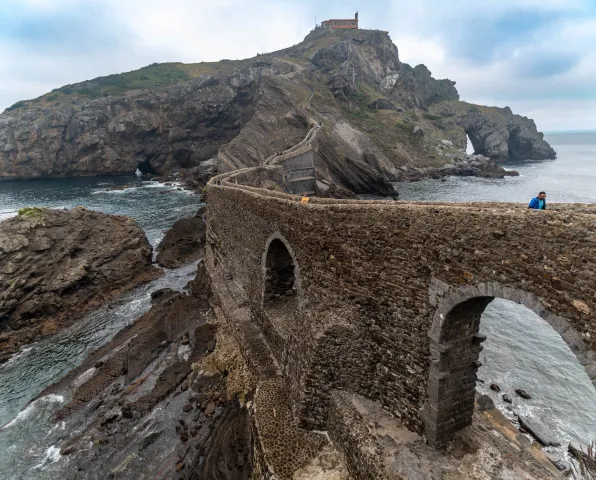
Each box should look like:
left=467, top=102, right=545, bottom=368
left=0, top=176, right=203, bottom=477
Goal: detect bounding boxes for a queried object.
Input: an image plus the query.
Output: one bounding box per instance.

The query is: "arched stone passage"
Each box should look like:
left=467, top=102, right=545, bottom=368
left=423, top=283, right=596, bottom=449
left=259, top=233, right=302, bottom=364
left=263, top=238, right=297, bottom=306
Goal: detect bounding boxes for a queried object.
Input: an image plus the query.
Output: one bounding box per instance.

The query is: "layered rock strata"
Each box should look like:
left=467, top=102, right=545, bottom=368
left=0, top=207, right=160, bottom=363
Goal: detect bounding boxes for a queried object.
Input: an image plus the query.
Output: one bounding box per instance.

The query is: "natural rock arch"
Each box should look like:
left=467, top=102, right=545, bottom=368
left=423, top=283, right=596, bottom=448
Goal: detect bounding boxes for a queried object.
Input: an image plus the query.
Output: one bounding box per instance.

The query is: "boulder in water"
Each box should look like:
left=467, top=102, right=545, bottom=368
left=518, top=416, right=560, bottom=447
left=477, top=394, right=495, bottom=411
left=502, top=394, right=513, bottom=404
left=490, top=383, right=500, bottom=392
left=515, top=388, right=532, bottom=400
left=156, top=209, right=206, bottom=269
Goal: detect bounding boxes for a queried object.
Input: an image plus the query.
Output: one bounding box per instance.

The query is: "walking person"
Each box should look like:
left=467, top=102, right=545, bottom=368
left=528, top=191, right=547, bottom=210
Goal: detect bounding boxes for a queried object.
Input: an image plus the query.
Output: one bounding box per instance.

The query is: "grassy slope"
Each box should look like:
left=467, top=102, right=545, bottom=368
left=5, top=60, right=249, bottom=112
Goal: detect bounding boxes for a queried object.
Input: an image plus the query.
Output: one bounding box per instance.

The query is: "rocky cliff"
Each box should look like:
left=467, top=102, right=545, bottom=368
left=0, top=207, right=160, bottom=363
left=0, top=28, right=555, bottom=194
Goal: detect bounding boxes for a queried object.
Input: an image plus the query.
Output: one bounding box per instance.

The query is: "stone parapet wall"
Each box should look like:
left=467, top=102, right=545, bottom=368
left=205, top=177, right=596, bottom=444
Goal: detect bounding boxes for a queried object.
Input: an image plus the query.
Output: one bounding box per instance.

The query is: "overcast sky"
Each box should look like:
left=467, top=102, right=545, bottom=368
left=1, top=0, right=595, bottom=131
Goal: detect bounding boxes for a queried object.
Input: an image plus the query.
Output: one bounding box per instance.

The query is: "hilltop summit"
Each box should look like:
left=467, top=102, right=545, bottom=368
left=0, top=28, right=555, bottom=194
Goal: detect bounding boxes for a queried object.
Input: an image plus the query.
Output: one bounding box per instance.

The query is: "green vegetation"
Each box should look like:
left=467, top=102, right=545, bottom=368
left=17, top=207, right=46, bottom=218
left=6, top=100, right=27, bottom=112
left=54, top=63, right=192, bottom=98
left=423, top=113, right=442, bottom=121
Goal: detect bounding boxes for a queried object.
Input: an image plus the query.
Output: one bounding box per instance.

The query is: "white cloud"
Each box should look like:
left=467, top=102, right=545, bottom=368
left=385, top=0, right=596, bottom=130
left=1, top=0, right=595, bottom=130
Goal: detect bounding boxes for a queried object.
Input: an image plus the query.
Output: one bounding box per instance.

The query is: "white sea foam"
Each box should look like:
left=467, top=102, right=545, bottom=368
left=0, top=345, right=35, bottom=369
left=31, top=445, right=61, bottom=470
left=1, top=394, right=65, bottom=430
left=0, top=209, right=18, bottom=222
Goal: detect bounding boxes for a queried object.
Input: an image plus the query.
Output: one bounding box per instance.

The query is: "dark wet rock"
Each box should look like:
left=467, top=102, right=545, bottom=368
left=490, top=383, right=500, bottom=392
left=156, top=212, right=206, bottom=269
left=61, top=445, right=76, bottom=455
left=121, top=404, right=133, bottom=419
left=477, top=394, right=495, bottom=411
left=94, top=361, right=104, bottom=369
left=518, top=416, right=560, bottom=447
left=515, top=389, right=532, bottom=400
left=502, top=394, right=513, bottom=404
left=0, top=207, right=160, bottom=363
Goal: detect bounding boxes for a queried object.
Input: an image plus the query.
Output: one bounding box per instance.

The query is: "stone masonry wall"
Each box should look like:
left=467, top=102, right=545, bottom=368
left=205, top=181, right=596, bottom=440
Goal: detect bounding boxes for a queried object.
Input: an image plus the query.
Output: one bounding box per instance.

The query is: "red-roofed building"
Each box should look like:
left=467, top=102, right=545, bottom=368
left=322, top=12, right=358, bottom=30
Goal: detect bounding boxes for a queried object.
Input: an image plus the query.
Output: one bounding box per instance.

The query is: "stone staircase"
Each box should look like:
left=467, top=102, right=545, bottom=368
left=210, top=264, right=339, bottom=479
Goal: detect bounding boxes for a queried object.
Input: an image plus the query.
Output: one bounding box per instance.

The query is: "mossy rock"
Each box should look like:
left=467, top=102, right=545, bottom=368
left=17, top=207, right=47, bottom=218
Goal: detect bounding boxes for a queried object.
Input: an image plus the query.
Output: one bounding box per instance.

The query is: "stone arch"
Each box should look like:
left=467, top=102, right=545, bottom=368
left=258, top=233, right=302, bottom=364
left=261, top=233, right=301, bottom=307
left=423, top=282, right=596, bottom=449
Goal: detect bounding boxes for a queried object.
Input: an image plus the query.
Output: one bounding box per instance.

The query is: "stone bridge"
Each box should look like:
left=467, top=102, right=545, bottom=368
left=205, top=167, right=596, bottom=451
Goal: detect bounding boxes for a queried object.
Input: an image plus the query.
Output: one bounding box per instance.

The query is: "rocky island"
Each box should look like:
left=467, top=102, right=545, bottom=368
left=0, top=27, right=554, bottom=195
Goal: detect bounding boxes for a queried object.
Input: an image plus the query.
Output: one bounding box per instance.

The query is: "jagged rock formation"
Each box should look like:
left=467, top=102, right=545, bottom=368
left=432, top=103, right=557, bottom=161
left=0, top=207, right=160, bottom=363
left=0, top=28, right=555, bottom=194
left=156, top=208, right=206, bottom=269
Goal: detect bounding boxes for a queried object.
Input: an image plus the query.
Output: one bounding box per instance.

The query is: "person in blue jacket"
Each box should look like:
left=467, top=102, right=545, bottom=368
left=528, top=191, right=547, bottom=210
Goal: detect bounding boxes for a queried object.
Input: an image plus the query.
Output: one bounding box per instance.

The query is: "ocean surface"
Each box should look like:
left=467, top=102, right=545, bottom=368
left=0, top=176, right=203, bottom=478
left=0, top=131, right=595, bottom=477
left=397, top=131, right=596, bottom=204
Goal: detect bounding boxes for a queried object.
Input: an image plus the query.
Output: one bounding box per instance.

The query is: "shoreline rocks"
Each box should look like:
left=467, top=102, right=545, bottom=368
left=0, top=207, right=161, bottom=363
left=518, top=416, right=561, bottom=447
left=156, top=208, right=206, bottom=269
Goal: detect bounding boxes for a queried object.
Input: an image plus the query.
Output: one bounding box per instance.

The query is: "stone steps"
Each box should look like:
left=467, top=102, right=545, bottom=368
left=254, top=378, right=329, bottom=479
left=211, top=267, right=280, bottom=379
left=210, top=265, right=343, bottom=479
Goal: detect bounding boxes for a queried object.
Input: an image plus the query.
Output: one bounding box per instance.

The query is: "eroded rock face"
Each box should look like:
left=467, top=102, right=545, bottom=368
left=435, top=103, right=557, bottom=162
left=0, top=29, right=555, bottom=193
left=156, top=208, right=206, bottom=269
left=0, top=207, right=160, bottom=362
left=0, top=69, right=265, bottom=179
